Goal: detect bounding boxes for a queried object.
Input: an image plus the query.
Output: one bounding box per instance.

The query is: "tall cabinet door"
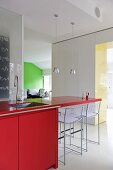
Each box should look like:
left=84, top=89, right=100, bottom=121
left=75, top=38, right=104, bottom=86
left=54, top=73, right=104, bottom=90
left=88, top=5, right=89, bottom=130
left=0, top=116, right=18, bottom=170
left=19, top=108, right=58, bottom=170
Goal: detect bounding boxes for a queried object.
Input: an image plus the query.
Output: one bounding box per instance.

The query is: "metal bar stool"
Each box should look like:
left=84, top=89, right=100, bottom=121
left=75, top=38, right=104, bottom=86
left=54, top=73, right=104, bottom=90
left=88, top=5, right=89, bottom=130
left=82, top=101, right=101, bottom=151
left=58, top=105, right=84, bottom=165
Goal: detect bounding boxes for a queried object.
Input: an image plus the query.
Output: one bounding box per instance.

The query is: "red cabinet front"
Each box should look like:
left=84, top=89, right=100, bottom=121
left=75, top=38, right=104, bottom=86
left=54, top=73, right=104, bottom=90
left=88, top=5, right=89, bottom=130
left=19, top=108, right=58, bottom=170
left=0, top=116, right=18, bottom=170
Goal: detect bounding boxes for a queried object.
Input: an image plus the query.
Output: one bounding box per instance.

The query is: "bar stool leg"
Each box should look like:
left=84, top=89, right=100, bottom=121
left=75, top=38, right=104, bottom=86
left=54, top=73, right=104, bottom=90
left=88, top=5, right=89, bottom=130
left=70, top=123, right=72, bottom=145
left=81, top=118, right=83, bottom=155
left=64, top=113, right=66, bottom=165
left=60, top=122, right=61, bottom=143
left=98, top=114, right=100, bottom=144
left=73, top=122, right=74, bottom=137
left=86, top=104, right=88, bottom=152
left=82, top=118, right=84, bottom=139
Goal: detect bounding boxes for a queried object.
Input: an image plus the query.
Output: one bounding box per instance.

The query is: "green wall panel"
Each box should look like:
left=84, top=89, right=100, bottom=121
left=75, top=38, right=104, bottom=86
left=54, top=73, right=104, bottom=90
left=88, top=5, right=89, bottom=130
left=24, top=62, right=43, bottom=90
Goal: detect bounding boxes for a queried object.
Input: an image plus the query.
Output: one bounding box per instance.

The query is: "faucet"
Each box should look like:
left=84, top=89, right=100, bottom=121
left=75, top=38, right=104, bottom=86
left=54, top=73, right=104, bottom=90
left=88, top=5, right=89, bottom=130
left=14, top=75, right=18, bottom=103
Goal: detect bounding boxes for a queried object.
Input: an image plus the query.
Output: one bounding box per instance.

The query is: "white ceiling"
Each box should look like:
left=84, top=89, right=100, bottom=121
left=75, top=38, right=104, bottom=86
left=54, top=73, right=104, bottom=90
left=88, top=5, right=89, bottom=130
left=1, top=0, right=113, bottom=69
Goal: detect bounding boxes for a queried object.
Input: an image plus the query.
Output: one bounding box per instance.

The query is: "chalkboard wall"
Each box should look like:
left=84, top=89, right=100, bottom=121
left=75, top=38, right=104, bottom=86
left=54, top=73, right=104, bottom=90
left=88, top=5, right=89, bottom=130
left=0, top=35, right=9, bottom=98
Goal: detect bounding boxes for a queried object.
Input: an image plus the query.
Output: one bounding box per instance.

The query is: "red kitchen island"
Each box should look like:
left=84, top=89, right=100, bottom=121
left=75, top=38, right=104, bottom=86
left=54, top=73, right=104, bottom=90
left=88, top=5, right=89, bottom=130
left=0, top=96, right=101, bottom=170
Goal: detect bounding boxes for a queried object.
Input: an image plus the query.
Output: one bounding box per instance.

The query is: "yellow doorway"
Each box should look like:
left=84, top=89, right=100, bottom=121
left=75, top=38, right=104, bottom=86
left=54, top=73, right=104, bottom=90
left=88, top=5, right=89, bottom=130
left=95, top=42, right=113, bottom=124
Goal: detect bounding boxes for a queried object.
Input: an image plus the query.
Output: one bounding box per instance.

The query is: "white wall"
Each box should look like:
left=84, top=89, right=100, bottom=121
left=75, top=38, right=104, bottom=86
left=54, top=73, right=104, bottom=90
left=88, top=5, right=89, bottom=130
left=0, top=8, right=23, bottom=100
left=52, top=28, right=113, bottom=98
left=43, top=69, right=51, bottom=75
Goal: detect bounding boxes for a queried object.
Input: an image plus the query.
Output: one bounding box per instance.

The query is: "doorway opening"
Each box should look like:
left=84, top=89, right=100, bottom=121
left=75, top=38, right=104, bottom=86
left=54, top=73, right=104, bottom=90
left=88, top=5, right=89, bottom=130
left=96, top=42, right=113, bottom=125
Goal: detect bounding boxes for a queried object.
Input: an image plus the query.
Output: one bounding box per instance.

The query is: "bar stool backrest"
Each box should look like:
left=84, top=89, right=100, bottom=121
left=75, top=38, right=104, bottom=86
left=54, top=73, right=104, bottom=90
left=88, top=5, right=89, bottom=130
left=87, top=101, right=101, bottom=115
left=59, top=106, right=83, bottom=123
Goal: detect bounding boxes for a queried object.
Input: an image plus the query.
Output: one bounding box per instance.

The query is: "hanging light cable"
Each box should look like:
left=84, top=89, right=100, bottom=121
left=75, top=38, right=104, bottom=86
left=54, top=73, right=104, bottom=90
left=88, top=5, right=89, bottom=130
left=53, top=14, right=60, bottom=74
left=54, top=14, right=58, bottom=42
left=70, top=22, right=76, bottom=75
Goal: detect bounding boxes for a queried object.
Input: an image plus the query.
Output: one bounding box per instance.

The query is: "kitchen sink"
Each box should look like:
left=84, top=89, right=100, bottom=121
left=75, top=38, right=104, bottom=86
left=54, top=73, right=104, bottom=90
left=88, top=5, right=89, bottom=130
left=10, top=102, right=48, bottom=108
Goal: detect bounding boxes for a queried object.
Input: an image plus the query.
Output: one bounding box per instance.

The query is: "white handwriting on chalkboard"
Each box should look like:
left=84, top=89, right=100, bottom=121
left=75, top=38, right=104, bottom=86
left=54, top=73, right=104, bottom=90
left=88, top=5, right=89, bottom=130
left=2, top=77, right=9, bottom=81
left=0, top=47, right=9, bottom=52
left=3, top=37, right=9, bottom=42
left=0, top=76, right=9, bottom=81
left=0, top=36, right=8, bottom=42
left=1, top=66, right=9, bottom=71
left=0, top=86, right=9, bottom=90
left=0, top=56, right=9, bottom=62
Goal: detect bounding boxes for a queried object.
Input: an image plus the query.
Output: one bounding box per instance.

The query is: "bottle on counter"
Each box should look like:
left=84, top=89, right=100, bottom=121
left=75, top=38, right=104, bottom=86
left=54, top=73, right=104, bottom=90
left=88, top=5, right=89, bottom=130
left=86, top=92, right=89, bottom=100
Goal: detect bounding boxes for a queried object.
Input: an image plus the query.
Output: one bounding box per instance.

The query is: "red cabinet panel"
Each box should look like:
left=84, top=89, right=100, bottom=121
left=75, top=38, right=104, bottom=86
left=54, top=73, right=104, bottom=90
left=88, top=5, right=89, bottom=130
left=0, top=116, right=18, bottom=170
left=19, top=108, right=58, bottom=170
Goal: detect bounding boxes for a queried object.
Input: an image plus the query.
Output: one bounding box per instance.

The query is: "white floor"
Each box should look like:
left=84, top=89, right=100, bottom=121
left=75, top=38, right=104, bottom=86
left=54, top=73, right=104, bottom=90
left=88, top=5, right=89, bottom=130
left=50, top=109, right=113, bottom=170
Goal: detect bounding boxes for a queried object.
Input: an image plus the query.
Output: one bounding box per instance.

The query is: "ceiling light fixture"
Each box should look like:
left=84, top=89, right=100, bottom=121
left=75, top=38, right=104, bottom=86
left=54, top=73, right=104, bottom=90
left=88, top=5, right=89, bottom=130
left=53, top=14, right=60, bottom=74
left=95, top=6, right=101, bottom=18
left=70, top=22, right=76, bottom=75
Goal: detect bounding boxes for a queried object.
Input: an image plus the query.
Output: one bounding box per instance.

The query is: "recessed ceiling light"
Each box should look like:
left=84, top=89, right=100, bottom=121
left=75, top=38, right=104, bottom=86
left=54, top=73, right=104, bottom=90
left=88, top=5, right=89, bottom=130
left=95, top=7, right=101, bottom=18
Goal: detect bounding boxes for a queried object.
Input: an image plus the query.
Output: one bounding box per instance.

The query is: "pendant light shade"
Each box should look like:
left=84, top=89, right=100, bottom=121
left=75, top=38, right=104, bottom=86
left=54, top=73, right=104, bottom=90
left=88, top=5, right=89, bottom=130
left=53, top=67, right=60, bottom=74
left=70, top=68, right=76, bottom=74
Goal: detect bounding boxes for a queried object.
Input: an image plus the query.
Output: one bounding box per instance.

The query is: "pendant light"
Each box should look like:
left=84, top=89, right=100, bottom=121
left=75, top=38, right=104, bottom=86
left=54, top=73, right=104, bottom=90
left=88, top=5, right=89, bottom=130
left=53, top=14, right=60, bottom=74
left=70, top=22, right=76, bottom=75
